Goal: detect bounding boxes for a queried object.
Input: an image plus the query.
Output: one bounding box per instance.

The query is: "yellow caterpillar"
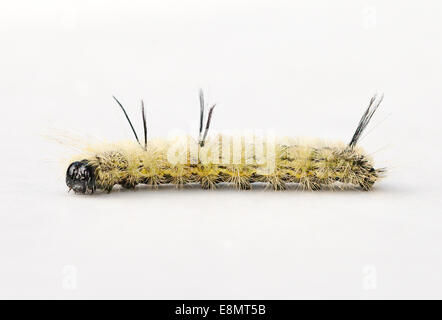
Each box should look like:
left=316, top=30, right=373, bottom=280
left=65, top=91, right=385, bottom=194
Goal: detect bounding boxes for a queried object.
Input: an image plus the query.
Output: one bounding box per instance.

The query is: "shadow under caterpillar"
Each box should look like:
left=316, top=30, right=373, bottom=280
left=66, top=91, right=385, bottom=194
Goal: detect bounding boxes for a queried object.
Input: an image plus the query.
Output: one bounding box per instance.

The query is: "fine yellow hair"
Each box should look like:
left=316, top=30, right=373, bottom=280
left=69, top=135, right=384, bottom=192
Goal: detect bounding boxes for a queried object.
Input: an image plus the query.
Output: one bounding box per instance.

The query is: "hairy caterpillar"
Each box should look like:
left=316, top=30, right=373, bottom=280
left=65, top=91, right=385, bottom=194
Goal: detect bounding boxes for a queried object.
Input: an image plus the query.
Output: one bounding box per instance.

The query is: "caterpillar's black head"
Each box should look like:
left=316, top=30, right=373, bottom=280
left=66, top=160, right=96, bottom=194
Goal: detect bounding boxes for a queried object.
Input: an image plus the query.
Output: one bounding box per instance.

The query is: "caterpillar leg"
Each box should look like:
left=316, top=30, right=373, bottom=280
left=359, top=177, right=376, bottom=191
left=200, top=177, right=216, bottom=190
left=359, top=181, right=374, bottom=191
left=121, top=180, right=138, bottom=189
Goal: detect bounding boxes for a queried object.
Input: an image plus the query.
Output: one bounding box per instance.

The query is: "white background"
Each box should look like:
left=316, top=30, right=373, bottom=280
left=1, top=0, right=441, bottom=299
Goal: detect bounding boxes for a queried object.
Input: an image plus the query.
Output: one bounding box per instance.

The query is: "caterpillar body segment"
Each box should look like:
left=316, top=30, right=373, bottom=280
left=65, top=93, right=385, bottom=194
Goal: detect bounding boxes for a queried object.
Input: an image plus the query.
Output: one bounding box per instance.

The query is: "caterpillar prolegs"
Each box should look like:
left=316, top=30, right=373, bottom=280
left=65, top=92, right=385, bottom=194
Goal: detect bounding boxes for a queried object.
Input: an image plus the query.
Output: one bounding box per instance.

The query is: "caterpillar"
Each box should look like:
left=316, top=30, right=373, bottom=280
left=65, top=91, right=385, bottom=194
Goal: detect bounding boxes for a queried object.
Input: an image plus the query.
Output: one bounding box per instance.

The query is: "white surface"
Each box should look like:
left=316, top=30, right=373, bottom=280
left=1, top=0, right=442, bottom=299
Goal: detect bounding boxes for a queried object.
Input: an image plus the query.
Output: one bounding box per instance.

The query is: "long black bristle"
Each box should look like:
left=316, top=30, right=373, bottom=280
left=349, top=94, right=384, bottom=148
left=199, top=89, right=205, bottom=141
left=112, top=95, right=141, bottom=146
left=200, top=104, right=216, bottom=147
left=141, top=100, right=147, bottom=150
